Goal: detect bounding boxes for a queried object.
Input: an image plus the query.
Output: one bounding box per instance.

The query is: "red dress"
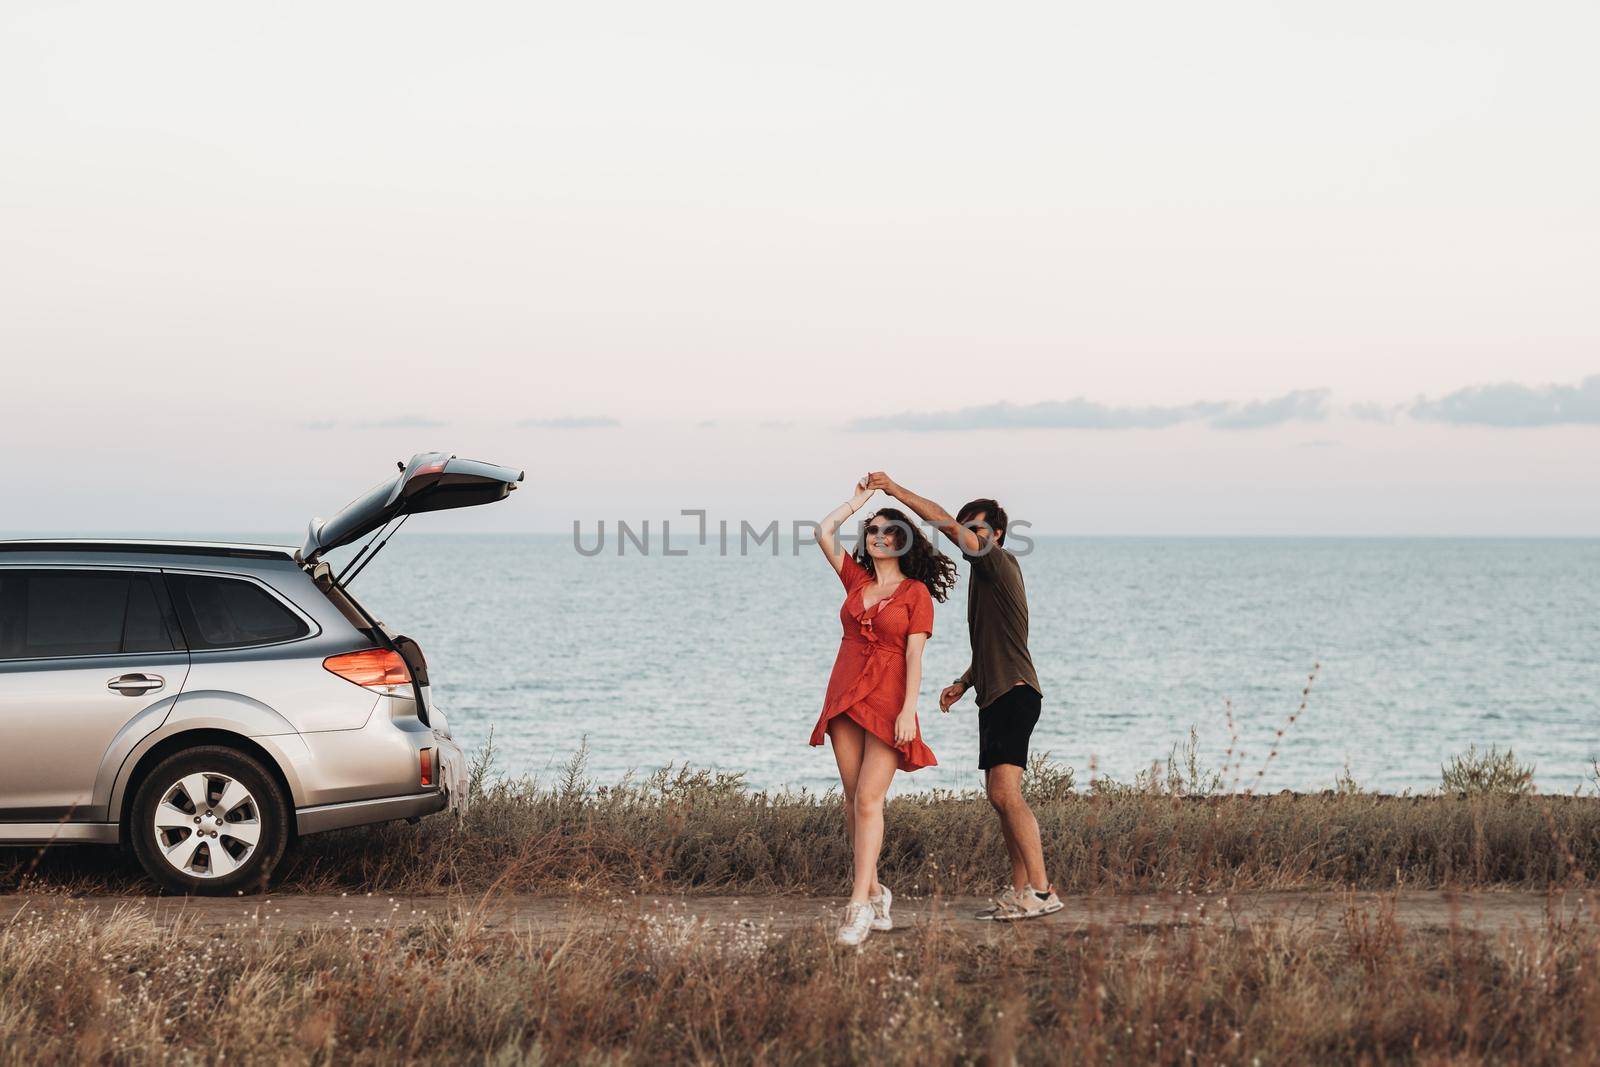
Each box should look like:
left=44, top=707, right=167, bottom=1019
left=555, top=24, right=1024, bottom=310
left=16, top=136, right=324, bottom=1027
left=809, top=554, right=938, bottom=771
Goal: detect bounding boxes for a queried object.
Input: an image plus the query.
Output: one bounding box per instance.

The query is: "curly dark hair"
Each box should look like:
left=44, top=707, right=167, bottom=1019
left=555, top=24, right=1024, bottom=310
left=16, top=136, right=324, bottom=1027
left=853, top=506, right=958, bottom=603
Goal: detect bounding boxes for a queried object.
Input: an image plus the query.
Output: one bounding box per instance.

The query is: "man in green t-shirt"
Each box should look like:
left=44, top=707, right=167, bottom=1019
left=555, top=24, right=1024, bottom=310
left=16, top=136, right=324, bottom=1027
left=866, top=472, right=1060, bottom=921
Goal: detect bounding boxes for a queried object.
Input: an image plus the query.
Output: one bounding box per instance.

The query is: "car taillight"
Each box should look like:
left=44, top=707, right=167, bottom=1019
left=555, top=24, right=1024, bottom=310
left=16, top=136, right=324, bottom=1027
left=420, top=748, right=434, bottom=787
left=323, top=649, right=412, bottom=693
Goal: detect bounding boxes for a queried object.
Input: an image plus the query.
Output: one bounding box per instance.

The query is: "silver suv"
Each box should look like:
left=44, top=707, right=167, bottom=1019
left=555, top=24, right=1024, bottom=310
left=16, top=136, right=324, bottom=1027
left=0, top=452, right=522, bottom=893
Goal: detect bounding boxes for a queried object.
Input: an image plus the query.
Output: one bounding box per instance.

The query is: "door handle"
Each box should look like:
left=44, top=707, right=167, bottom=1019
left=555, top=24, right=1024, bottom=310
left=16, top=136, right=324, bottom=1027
left=108, top=673, right=165, bottom=695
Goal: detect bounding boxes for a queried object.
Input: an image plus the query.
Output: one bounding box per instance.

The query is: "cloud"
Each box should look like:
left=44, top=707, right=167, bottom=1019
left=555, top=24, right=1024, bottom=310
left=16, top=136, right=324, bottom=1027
left=1210, top=389, right=1330, bottom=430
left=850, top=398, right=1225, bottom=432
left=849, top=390, right=1328, bottom=432
left=1410, top=375, right=1600, bottom=427
left=518, top=415, right=621, bottom=429
left=1348, top=401, right=1400, bottom=423
left=302, top=415, right=444, bottom=430
left=356, top=414, right=445, bottom=429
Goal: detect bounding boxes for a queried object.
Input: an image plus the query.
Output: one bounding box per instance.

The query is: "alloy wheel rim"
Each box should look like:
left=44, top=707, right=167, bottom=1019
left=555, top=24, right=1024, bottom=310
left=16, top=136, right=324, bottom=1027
left=152, top=772, right=262, bottom=879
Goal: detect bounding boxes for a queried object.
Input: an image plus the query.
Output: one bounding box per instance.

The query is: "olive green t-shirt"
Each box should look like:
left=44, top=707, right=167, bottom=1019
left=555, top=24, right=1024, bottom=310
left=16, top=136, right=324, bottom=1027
left=956, top=546, right=1042, bottom=709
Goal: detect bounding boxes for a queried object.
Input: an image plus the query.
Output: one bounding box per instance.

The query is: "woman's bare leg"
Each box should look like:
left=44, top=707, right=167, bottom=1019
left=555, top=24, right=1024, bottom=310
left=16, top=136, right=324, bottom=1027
left=827, top=717, right=880, bottom=896
left=828, top=717, right=865, bottom=851
left=848, top=731, right=899, bottom=905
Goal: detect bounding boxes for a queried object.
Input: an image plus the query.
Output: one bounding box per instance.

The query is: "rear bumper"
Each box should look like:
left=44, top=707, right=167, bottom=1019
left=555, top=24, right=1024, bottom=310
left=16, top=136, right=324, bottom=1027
left=290, top=697, right=439, bottom=808
left=296, top=790, right=447, bottom=835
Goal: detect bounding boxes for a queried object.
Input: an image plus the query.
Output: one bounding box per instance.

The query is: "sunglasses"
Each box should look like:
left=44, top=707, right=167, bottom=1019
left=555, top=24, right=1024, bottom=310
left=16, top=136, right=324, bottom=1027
left=863, top=524, right=899, bottom=536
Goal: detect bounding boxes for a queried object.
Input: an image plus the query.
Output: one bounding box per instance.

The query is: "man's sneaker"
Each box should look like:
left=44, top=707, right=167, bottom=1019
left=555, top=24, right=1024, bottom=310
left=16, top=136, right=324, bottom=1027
left=974, top=886, right=1022, bottom=921
left=992, top=884, right=1063, bottom=922
left=837, top=902, right=875, bottom=946
left=869, top=884, right=894, bottom=931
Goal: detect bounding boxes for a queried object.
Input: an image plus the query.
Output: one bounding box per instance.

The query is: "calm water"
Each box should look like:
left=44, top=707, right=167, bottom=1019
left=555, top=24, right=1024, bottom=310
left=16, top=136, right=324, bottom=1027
left=327, top=535, right=1600, bottom=796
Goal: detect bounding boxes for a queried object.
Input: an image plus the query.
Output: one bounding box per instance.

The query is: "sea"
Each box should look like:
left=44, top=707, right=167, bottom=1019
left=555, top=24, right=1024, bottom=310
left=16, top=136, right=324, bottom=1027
left=328, top=534, right=1599, bottom=797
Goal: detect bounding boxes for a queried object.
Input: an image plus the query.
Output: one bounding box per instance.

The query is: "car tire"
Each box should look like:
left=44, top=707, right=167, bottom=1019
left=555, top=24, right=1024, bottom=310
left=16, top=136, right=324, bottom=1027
left=130, top=746, right=290, bottom=895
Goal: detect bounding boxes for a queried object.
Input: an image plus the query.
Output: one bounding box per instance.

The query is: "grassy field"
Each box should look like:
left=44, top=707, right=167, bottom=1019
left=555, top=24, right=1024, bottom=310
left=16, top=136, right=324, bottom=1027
left=4, top=744, right=1598, bottom=898
left=1, top=891, right=1597, bottom=1064
left=2, top=747, right=1598, bottom=1063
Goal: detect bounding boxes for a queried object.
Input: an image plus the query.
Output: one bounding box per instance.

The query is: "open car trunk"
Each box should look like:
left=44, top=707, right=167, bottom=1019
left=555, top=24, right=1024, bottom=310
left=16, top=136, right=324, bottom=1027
left=298, top=452, right=524, bottom=565
left=298, top=452, right=523, bottom=734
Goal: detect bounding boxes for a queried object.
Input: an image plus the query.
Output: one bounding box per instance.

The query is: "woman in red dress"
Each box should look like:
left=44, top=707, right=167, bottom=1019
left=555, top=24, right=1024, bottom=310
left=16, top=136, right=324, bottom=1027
left=811, top=478, right=956, bottom=945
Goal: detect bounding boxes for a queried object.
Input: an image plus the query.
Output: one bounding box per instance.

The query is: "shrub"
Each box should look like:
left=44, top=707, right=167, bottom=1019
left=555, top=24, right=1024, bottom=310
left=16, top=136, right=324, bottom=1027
left=1022, top=751, right=1075, bottom=803
left=1441, top=745, right=1536, bottom=797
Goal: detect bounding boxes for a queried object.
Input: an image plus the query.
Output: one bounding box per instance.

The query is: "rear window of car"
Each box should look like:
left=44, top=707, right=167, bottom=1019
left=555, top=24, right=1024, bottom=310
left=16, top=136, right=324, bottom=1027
left=0, top=570, right=177, bottom=660
left=164, top=573, right=311, bottom=650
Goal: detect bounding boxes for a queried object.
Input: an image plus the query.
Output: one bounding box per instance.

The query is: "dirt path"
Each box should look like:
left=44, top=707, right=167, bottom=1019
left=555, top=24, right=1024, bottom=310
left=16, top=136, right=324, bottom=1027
left=2, top=889, right=1590, bottom=937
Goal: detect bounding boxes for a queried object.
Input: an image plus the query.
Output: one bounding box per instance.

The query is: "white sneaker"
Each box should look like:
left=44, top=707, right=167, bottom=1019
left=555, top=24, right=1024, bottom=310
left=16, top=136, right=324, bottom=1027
left=836, top=902, right=874, bottom=946
left=993, top=884, right=1063, bottom=922
left=869, top=885, right=893, bottom=931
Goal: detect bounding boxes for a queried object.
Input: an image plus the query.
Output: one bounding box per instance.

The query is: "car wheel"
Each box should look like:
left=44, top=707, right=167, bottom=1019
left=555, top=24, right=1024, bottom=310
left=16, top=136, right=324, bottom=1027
left=130, top=746, right=290, bottom=895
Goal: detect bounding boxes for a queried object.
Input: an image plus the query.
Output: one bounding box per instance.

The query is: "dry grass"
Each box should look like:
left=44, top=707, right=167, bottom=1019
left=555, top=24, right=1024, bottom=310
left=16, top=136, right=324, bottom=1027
left=5, top=746, right=1598, bottom=897
left=5, top=740, right=1600, bottom=1064
left=1, top=893, right=1598, bottom=1064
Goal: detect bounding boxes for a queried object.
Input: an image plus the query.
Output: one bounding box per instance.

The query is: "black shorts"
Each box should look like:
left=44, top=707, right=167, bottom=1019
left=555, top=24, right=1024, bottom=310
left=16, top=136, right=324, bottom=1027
left=977, top=685, right=1042, bottom=770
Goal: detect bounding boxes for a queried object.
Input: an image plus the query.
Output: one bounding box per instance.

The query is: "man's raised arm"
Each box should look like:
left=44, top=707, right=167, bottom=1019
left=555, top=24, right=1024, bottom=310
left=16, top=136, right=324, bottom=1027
left=865, top=472, right=984, bottom=556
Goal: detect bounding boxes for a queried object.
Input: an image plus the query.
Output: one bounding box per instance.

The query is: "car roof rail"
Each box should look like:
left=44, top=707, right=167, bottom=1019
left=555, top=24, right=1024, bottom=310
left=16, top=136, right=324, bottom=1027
left=0, top=540, right=295, bottom=561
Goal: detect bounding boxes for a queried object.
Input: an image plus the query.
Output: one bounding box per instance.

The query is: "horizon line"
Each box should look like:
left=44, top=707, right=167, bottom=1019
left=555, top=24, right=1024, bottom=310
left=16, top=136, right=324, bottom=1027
left=3, top=529, right=1597, bottom=542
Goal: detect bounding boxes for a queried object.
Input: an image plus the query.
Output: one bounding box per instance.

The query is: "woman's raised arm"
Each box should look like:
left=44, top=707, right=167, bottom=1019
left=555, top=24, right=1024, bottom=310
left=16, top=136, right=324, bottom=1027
left=818, top=477, right=874, bottom=575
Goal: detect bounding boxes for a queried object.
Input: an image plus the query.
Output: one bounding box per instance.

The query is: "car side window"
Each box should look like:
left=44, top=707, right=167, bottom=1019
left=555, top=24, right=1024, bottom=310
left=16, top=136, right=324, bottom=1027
left=123, top=574, right=177, bottom=653
left=0, top=570, right=177, bottom=660
left=164, top=573, right=310, bottom=650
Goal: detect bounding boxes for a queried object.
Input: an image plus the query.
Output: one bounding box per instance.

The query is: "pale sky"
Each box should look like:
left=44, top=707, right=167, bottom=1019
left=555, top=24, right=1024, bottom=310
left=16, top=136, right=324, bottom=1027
left=1, top=0, right=1596, bottom=535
